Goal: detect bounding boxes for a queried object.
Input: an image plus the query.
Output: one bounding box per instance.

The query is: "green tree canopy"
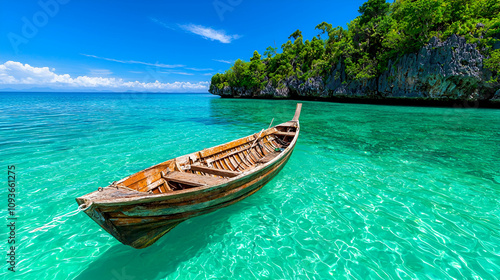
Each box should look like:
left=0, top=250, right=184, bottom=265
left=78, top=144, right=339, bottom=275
left=211, top=0, right=500, bottom=93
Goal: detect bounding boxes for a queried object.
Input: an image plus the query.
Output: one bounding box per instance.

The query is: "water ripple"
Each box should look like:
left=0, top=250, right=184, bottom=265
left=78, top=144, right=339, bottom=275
left=1, top=93, right=499, bottom=279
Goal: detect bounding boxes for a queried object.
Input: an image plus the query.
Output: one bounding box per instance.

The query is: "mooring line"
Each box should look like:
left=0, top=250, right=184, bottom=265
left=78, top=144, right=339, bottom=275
left=29, top=203, right=90, bottom=233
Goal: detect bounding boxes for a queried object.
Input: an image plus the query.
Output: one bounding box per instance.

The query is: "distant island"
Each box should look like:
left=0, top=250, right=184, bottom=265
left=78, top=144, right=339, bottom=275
left=209, top=0, right=500, bottom=106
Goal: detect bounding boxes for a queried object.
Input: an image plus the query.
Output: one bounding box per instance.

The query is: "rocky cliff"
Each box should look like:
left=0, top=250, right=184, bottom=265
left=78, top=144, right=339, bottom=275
left=210, top=35, right=500, bottom=103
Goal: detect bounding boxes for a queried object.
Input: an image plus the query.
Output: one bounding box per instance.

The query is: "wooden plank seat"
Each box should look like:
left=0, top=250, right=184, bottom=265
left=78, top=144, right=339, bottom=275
left=146, top=178, right=171, bottom=192
left=163, top=171, right=227, bottom=187
left=190, top=165, right=241, bottom=178
left=274, top=131, right=296, bottom=137
left=276, top=121, right=297, bottom=127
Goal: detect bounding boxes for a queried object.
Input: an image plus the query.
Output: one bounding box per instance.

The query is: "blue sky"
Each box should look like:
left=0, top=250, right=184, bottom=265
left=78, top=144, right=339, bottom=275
left=0, top=0, right=367, bottom=92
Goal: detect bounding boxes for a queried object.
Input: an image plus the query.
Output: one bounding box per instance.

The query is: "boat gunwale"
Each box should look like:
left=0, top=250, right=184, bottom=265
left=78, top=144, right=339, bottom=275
left=79, top=120, right=300, bottom=207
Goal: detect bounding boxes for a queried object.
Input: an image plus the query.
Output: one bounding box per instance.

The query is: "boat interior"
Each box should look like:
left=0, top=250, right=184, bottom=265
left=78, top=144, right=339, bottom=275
left=108, top=121, right=299, bottom=195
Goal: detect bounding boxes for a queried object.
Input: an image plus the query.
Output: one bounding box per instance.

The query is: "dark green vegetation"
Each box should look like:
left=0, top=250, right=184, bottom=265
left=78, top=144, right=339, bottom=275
left=211, top=0, right=500, bottom=92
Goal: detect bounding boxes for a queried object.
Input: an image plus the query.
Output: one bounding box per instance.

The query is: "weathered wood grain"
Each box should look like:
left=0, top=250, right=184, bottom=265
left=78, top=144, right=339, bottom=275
left=190, top=165, right=241, bottom=178
left=76, top=103, right=302, bottom=249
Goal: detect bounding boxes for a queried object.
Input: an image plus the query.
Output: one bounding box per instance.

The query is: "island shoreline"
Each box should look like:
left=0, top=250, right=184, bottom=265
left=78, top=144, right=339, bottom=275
left=220, top=95, right=500, bottom=109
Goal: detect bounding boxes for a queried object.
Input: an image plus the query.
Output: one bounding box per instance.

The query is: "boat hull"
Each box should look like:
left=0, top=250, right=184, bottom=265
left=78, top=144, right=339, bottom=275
left=77, top=103, right=302, bottom=249
left=81, top=145, right=295, bottom=249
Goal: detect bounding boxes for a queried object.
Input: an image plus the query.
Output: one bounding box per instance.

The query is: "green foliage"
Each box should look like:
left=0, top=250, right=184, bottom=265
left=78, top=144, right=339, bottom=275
left=358, top=0, right=389, bottom=25
left=485, top=49, right=500, bottom=71
left=315, top=22, right=333, bottom=40
left=485, top=49, right=500, bottom=82
left=288, top=30, right=303, bottom=41
left=210, top=0, right=500, bottom=92
left=264, top=46, right=277, bottom=58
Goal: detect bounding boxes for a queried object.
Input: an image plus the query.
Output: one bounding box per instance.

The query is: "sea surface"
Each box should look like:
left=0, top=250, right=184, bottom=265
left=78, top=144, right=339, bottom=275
left=1, top=92, right=499, bottom=279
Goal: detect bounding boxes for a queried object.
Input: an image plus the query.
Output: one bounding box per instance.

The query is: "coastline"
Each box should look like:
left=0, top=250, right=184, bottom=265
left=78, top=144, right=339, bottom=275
left=219, top=95, right=500, bottom=109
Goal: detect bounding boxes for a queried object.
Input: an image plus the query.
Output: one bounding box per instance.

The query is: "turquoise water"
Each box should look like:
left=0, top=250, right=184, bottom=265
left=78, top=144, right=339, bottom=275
left=1, top=92, right=500, bottom=279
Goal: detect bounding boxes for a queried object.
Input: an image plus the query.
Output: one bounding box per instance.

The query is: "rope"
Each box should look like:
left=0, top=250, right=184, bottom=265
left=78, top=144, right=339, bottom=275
left=275, top=136, right=290, bottom=147
left=29, top=203, right=91, bottom=233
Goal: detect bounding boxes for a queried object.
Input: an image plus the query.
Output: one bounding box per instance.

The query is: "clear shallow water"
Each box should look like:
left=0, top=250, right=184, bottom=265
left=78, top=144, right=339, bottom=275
left=1, top=92, right=499, bottom=279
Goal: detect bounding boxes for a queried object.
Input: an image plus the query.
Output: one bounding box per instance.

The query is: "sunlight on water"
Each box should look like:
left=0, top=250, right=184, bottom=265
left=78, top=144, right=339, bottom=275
left=1, top=92, right=499, bottom=279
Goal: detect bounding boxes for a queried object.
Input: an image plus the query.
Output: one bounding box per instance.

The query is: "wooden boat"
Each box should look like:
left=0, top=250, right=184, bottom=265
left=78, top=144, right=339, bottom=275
left=76, top=103, right=302, bottom=249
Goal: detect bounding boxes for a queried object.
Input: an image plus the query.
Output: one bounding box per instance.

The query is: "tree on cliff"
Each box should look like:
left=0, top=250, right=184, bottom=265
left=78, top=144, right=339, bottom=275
left=358, top=0, right=389, bottom=25
left=210, top=0, right=500, bottom=93
left=288, top=30, right=303, bottom=41
left=247, top=51, right=266, bottom=89
left=264, top=46, right=278, bottom=58
left=485, top=49, right=500, bottom=83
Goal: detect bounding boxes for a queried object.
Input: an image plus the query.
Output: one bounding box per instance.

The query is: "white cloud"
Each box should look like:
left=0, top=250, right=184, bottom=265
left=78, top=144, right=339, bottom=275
left=81, top=54, right=184, bottom=68
left=179, top=24, right=240, bottom=43
left=160, top=71, right=194, bottom=76
left=89, top=69, right=112, bottom=76
left=213, top=59, right=232, bottom=64
left=150, top=17, right=176, bottom=30
left=151, top=18, right=240, bottom=44
left=185, top=67, right=213, bottom=71
left=0, top=61, right=208, bottom=92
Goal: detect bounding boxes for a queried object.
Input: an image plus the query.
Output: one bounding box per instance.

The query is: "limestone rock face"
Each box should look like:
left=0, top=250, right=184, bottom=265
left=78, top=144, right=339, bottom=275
left=209, top=35, right=499, bottom=101
left=290, top=76, right=329, bottom=98
left=325, top=60, right=378, bottom=97
left=208, top=84, right=233, bottom=97
left=376, top=35, right=497, bottom=100
left=261, top=80, right=289, bottom=97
